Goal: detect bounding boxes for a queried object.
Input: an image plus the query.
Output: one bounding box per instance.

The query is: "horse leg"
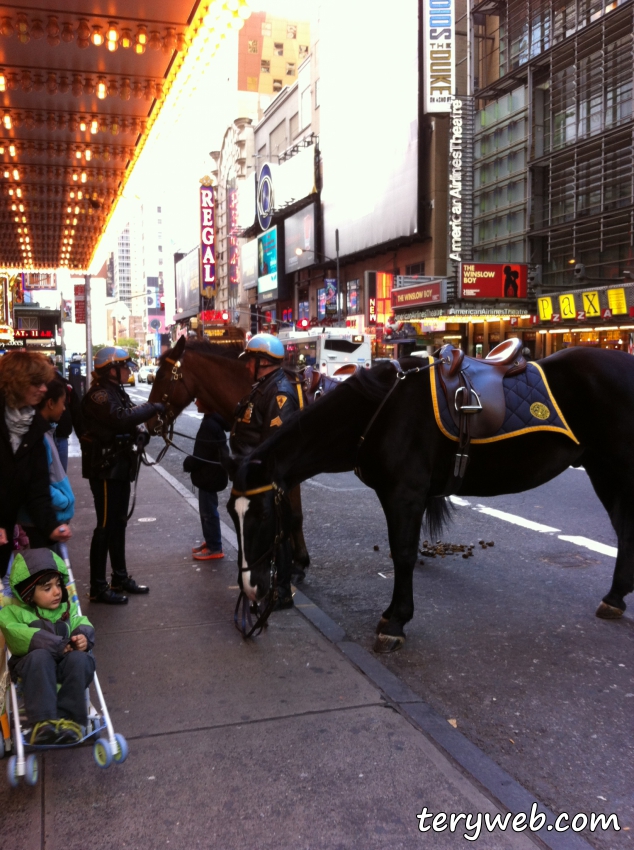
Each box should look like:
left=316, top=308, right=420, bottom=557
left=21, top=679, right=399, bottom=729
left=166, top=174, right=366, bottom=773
left=584, top=458, right=634, bottom=618
left=288, top=485, right=310, bottom=576
left=373, top=494, right=425, bottom=654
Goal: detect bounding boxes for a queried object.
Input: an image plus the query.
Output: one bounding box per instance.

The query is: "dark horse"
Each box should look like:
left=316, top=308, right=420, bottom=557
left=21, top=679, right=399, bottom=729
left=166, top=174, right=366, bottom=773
left=228, top=346, right=634, bottom=652
left=147, top=334, right=310, bottom=568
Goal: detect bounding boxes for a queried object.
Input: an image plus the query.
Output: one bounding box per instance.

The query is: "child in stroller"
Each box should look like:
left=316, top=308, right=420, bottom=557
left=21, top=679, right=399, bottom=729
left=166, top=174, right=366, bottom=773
left=0, top=548, right=95, bottom=745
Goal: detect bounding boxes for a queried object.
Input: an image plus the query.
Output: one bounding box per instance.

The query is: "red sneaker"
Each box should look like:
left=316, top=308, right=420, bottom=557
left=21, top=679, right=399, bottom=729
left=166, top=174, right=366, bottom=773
left=192, top=543, right=207, bottom=554
left=193, top=550, right=224, bottom=561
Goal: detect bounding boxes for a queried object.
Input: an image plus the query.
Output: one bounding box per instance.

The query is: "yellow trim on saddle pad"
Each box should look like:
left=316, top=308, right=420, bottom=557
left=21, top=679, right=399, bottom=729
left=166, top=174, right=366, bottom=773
left=428, top=355, right=579, bottom=445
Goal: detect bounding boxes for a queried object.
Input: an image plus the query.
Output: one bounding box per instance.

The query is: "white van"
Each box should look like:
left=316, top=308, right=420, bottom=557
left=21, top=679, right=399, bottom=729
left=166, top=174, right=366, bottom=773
left=279, top=328, right=372, bottom=377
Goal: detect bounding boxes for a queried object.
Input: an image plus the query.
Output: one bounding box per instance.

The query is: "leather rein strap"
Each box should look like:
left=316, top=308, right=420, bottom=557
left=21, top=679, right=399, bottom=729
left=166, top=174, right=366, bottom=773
left=230, top=482, right=283, bottom=637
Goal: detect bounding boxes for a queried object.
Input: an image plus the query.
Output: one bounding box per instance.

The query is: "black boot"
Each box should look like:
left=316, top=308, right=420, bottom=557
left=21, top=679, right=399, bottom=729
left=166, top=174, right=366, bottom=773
left=90, top=587, right=128, bottom=604
left=110, top=576, right=149, bottom=594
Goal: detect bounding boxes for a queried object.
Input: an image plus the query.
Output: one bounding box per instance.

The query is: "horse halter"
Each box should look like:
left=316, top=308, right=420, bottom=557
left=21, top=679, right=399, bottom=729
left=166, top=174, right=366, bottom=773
left=230, top=481, right=285, bottom=638
left=153, top=355, right=193, bottom=437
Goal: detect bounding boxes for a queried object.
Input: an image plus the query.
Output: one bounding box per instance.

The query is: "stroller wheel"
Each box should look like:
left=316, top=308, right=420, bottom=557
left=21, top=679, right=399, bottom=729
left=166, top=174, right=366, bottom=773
left=24, top=754, right=38, bottom=786
left=93, top=738, right=113, bottom=769
left=7, top=755, right=19, bottom=787
left=112, top=734, right=128, bottom=764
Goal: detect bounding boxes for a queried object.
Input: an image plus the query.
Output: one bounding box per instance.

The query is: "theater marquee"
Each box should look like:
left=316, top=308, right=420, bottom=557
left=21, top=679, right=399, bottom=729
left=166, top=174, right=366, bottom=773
left=392, top=280, right=446, bottom=309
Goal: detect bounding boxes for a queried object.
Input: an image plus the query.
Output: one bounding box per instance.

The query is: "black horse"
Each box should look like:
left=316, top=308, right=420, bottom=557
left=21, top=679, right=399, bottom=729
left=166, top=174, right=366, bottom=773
left=227, top=346, right=634, bottom=652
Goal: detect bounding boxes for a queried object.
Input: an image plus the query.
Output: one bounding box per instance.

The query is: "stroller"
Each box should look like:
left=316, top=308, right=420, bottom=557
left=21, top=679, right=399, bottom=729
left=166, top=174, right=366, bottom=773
left=0, top=543, right=128, bottom=786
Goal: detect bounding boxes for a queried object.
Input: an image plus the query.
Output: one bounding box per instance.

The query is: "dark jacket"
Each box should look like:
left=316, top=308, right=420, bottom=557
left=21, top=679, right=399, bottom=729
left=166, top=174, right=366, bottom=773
left=55, top=378, right=84, bottom=440
left=0, top=393, right=59, bottom=578
left=230, top=367, right=304, bottom=457
left=80, top=377, right=159, bottom=481
left=183, top=413, right=229, bottom=493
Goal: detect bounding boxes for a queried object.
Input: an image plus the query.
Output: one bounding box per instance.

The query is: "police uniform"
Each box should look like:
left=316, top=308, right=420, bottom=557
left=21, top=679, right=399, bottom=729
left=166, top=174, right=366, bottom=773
left=81, top=348, right=163, bottom=604
left=230, top=334, right=304, bottom=608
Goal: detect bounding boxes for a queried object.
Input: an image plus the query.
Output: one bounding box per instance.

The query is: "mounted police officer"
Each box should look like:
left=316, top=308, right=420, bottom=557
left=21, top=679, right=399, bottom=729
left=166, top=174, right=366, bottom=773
left=81, top=347, right=165, bottom=605
left=231, top=333, right=304, bottom=609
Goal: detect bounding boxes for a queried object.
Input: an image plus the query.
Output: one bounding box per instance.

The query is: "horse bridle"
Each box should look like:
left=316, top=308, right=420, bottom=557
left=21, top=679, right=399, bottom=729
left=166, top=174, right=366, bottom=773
left=151, top=355, right=196, bottom=459
left=230, top=481, right=285, bottom=638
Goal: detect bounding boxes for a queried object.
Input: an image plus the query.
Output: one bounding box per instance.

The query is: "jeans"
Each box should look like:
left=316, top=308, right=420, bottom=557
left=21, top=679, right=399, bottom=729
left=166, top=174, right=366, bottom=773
left=10, top=649, right=95, bottom=726
left=199, top=489, right=222, bottom=553
left=55, top=437, right=69, bottom=472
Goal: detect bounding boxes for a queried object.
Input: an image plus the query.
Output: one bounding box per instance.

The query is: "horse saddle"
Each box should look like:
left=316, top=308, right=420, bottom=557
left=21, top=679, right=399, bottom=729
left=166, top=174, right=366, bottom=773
left=302, top=365, right=360, bottom=403
left=438, top=338, right=527, bottom=440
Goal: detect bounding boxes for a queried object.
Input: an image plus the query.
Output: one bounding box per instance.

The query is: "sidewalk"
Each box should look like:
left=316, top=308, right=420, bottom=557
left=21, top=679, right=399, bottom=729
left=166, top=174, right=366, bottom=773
left=0, top=457, right=593, bottom=850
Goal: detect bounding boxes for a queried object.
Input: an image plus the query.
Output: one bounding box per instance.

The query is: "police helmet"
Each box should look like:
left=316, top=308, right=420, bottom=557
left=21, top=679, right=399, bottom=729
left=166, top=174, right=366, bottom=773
left=240, top=333, right=284, bottom=362
left=93, top=346, right=138, bottom=372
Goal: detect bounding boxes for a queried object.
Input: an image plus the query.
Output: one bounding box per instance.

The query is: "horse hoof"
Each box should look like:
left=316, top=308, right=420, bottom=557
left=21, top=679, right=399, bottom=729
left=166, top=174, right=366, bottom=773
left=596, top=601, right=624, bottom=620
left=375, top=617, right=389, bottom=634
left=373, top=633, right=405, bottom=653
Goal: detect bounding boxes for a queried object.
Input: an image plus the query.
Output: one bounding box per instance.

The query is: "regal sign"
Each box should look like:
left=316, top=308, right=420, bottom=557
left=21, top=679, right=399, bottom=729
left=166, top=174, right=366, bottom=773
left=200, top=185, right=216, bottom=295
left=392, top=280, right=446, bottom=309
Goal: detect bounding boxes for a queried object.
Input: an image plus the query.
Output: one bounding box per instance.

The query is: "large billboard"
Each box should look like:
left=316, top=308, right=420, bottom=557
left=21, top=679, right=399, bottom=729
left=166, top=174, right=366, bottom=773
left=423, top=0, right=455, bottom=113
left=284, top=204, right=316, bottom=273
left=460, top=263, right=528, bottom=299
left=240, top=238, right=258, bottom=290
left=175, top=248, right=200, bottom=315
left=320, top=0, right=418, bottom=258
left=257, top=227, right=278, bottom=301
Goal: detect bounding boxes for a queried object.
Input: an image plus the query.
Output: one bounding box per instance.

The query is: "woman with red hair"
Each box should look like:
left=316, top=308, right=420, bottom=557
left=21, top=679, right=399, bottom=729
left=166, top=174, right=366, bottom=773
left=0, top=350, right=71, bottom=577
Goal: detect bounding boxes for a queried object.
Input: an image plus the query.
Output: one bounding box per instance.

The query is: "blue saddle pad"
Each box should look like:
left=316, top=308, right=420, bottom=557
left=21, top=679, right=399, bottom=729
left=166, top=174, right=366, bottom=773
left=431, top=360, right=579, bottom=445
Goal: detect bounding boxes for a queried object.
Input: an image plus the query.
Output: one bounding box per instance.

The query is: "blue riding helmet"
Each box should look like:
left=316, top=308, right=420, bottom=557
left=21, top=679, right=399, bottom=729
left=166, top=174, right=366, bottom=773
left=240, top=333, right=284, bottom=362
left=93, top=346, right=138, bottom=372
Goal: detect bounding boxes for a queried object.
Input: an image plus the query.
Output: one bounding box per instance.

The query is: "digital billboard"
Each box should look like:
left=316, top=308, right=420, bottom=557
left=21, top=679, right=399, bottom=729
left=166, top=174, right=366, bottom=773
left=284, top=204, right=316, bottom=273
left=257, top=226, right=278, bottom=301
left=460, top=263, right=528, bottom=299
left=175, top=247, right=200, bottom=315
left=240, top=238, right=258, bottom=290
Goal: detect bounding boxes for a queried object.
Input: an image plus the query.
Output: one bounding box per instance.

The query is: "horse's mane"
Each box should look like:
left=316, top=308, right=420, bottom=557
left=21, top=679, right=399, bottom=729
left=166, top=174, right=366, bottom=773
left=347, top=356, right=426, bottom=402
left=160, top=338, right=244, bottom=365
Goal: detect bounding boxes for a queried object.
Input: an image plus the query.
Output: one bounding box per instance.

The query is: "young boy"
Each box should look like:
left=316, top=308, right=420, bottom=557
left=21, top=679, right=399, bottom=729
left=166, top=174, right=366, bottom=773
left=0, top=548, right=95, bottom=745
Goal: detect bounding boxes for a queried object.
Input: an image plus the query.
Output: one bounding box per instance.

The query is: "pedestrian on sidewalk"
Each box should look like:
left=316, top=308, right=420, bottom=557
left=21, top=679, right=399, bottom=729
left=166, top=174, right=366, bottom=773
left=185, top=400, right=229, bottom=561
left=80, top=347, right=165, bottom=605
left=0, top=548, right=95, bottom=745
left=0, top=351, right=72, bottom=580
left=20, top=375, right=75, bottom=551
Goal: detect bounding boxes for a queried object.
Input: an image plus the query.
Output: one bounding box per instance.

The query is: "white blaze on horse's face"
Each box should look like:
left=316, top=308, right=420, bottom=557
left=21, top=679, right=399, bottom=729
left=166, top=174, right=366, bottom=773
left=234, top=496, right=257, bottom=600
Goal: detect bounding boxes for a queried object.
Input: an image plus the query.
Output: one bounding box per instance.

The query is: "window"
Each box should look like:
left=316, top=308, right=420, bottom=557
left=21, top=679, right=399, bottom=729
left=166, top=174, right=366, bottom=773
left=286, top=62, right=296, bottom=76
left=405, top=262, right=425, bottom=275
left=298, top=299, right=309, bottom=319
left=290, top=112, right=299, bottom=140
left=314, top=79, right=320, bottom=108
left=248, top=39, right=258, bottom=54
left=299, top=45, right=308, bottom=60
left=261, top=22, right=271, bottom=37
left=273, top=79, right=283, bottom=93
left=157, top=206, right=161, bottom=212
left=261, top=59, right=270, bottom=74
left=273, top=42, right=283, bottom=56
left=287, top=24, right=297, bottom=39
left=269, top=120, right=287, bottom=156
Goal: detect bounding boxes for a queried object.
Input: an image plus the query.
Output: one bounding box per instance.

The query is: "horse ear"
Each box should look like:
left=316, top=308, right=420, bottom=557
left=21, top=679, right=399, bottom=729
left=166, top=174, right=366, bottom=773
left=174, top=335, right=186, bottom=358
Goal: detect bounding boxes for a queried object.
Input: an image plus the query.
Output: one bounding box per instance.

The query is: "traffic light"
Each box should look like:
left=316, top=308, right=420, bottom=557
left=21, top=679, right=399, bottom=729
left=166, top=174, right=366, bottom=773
left=296, top=318, right=309, bottom=330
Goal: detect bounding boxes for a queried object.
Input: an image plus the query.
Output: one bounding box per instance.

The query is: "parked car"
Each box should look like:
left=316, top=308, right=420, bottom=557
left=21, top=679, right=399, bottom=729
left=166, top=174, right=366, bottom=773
left=137, top=365, right=158, bottom=384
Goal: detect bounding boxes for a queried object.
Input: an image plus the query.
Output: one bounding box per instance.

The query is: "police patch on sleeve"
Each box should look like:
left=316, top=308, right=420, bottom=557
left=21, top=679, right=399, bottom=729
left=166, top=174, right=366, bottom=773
left=270, top=416, right=283, bottom=428
left=92, top=390, right=108, bottom=405
left=276, top=395, right=287, bottom=409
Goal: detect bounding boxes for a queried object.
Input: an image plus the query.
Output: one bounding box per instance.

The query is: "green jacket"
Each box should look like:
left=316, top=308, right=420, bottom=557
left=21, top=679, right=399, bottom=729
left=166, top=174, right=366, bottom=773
left=0, top=551, right=94, bottom=658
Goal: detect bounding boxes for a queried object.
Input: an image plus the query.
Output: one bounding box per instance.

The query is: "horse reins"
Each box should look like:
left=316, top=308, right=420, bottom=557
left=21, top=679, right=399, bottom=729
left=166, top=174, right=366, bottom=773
left=230, top=482, right=285, bottom=637
left=354, top=358, right=443, bottom=482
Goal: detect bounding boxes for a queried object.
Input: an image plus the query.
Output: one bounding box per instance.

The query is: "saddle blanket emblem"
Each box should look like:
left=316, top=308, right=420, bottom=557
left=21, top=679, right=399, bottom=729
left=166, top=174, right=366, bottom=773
left=276, top=395, right=287, bottom=409
left=431, top=361, right=579, bottom=444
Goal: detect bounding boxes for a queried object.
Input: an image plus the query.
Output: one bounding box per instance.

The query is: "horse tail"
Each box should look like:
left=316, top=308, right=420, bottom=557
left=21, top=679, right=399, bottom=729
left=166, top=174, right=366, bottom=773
left=422, top=495, right=454, bottom=539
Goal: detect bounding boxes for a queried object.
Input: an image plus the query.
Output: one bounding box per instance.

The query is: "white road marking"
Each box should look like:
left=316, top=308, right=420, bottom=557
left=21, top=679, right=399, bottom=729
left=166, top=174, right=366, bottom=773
left=557, top=536, right=617, bottom=558
left=473, top=505, right=560, bottom=533
left=184, top=411, right=204, bottom=419
left=449, top=495, right=471, bottom=506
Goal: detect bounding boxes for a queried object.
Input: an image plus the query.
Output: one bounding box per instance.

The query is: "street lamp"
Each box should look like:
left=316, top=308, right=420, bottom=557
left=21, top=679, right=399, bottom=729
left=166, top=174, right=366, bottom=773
left=295, top=229, right=342, bottom=323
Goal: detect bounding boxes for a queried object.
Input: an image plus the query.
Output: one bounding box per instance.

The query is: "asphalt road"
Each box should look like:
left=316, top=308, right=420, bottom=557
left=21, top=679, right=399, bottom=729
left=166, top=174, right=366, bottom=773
left=131, top=380, right=634, bottom=849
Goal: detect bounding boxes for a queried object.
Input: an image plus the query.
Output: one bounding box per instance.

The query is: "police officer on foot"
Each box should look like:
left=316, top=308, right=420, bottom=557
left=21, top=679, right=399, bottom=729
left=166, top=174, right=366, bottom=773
left=81, top=347, right=165, bottom=604
left=231, top=333, right=304, bottom=610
